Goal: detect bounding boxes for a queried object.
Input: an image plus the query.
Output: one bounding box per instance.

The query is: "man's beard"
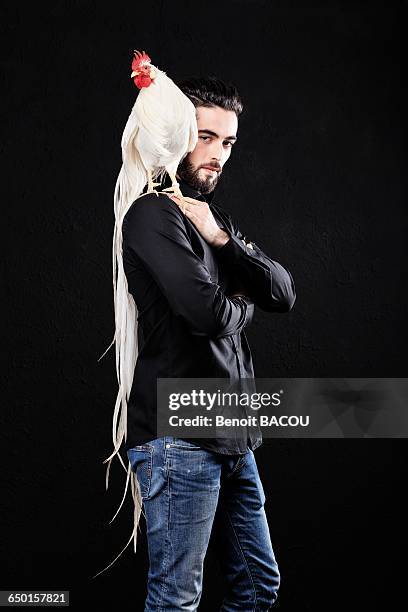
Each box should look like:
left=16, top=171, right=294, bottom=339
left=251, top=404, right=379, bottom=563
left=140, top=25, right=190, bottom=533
left=176, top=156, right=221, bottom=195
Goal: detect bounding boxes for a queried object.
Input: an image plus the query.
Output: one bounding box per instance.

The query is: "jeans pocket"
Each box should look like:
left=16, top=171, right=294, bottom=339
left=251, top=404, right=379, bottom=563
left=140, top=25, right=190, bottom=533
left=170, top=437, right=202, bottom=449
left=127, top=446, right=153, bottom=500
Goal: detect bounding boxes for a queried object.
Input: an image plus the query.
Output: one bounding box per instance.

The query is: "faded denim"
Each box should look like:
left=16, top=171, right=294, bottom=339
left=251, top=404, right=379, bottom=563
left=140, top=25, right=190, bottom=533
left=127, top=436, right=280, bottom=611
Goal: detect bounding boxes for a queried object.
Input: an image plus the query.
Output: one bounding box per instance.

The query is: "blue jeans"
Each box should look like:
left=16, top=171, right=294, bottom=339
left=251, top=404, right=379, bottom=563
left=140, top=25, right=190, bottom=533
left=127, top=436, right=280, bottom=611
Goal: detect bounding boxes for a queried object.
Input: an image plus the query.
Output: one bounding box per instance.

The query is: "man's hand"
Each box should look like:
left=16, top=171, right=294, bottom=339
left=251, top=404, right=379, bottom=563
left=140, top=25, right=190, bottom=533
left=168, top=194, right=253, bottom=299
left=168, top=195, right=230, bottom=248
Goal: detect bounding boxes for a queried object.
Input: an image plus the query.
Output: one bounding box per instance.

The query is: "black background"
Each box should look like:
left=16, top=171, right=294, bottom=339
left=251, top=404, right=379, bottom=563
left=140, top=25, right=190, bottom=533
left=1, top=1, right=407, bottom=610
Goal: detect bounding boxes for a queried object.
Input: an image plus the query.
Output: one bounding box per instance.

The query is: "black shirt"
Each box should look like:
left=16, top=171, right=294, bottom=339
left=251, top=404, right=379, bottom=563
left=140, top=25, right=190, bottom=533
left=121, top=174, right=296, bottom=454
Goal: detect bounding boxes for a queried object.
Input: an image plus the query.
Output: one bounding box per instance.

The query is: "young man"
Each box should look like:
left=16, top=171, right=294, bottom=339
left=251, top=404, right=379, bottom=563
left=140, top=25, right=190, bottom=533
left=122, top=76, right=296, bottom=610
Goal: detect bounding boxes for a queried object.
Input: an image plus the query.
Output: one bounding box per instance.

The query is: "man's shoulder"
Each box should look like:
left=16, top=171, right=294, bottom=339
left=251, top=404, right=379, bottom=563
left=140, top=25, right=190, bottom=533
left=124, top=192, right=181, bottom=227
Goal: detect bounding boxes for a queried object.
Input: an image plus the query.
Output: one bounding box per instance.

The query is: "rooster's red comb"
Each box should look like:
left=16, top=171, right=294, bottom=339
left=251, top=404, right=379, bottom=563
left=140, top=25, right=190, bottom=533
left=131, top=49, right=152, bottom=71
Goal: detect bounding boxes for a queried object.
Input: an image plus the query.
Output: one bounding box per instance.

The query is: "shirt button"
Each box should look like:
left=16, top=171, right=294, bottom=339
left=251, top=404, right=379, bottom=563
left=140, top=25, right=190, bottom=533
left=165, top=443, right=171, bottom=448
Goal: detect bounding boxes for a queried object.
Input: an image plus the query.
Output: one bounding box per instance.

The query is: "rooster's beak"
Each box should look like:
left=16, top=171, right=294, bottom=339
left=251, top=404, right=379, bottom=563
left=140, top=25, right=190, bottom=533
left=131, top=70, right=140, bottom=77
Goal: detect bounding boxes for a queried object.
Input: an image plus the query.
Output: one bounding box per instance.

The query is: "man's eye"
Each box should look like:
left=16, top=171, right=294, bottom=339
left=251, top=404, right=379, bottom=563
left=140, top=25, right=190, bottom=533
left=200, top=136, right=233, bottom=147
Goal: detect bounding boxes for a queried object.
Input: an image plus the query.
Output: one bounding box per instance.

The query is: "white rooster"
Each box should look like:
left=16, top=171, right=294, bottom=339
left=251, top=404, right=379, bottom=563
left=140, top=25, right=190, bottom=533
left=93, top=49, right=199, bottom=578
left=125, top=49, right=198, bottom=201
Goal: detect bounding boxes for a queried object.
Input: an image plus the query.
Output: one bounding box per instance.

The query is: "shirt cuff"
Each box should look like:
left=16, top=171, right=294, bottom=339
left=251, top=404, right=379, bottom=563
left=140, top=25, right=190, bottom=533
left=214, top=228, right=252, bottom=262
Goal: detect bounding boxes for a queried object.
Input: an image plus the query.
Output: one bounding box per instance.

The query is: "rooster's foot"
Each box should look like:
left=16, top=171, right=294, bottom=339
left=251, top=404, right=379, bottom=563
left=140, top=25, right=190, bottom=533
left=146, top=181, right=161, bottom=197
left=161, top=185, right=185, bottom=200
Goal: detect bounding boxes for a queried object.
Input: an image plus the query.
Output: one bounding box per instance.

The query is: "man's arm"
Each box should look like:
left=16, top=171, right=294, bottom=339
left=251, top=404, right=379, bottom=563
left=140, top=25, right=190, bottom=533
left=122, top=195, right=254, bottom=338
left=213, top=213, right=296, bottom=313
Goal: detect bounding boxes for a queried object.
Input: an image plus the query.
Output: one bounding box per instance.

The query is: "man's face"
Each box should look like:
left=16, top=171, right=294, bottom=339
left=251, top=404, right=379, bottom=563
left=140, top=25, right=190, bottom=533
left=176, top=105, right=238, bottom=194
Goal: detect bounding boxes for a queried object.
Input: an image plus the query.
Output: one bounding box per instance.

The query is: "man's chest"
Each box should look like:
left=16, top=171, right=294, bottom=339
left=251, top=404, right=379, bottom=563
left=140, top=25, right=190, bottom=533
left=184, top=207, right=233, bottom=291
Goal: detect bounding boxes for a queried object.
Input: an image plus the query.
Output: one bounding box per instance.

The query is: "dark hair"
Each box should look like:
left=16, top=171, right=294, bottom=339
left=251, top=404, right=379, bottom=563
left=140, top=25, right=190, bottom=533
left=175, top=75, right=244, bottom=118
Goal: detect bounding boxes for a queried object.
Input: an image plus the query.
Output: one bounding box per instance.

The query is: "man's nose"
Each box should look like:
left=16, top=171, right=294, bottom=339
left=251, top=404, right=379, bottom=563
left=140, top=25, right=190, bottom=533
left=209, top=141, right=223, bottom=160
